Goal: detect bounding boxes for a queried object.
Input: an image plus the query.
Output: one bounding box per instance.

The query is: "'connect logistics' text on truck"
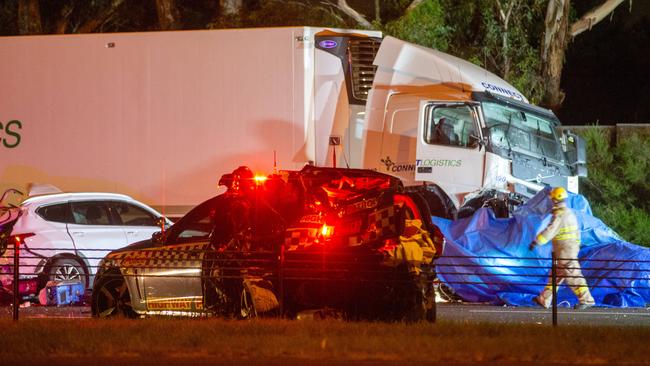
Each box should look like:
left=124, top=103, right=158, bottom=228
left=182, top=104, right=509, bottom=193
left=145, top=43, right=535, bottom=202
left=0, top=27, right=586, bottom=218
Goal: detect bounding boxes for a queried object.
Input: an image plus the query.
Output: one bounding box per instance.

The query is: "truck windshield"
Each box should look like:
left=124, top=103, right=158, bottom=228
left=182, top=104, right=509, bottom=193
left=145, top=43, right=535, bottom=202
left=482, top=101, right=564, bottom=162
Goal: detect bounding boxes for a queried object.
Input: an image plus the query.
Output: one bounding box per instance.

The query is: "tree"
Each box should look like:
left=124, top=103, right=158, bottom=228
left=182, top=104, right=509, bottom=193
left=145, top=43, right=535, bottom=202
left=580, top=127, right=650, bottom=247
left=438, top=0, right=545, bottom=102
left=540, top=0, right=629, bottom=110
left=221, top=0, right=243, bottom=17
left=154, top=0, right=181, bottom=30
left=17, top=0, right=42, bottom=35
left=382, top=0, right=450, bottom=51
left=14, top=0, right=130, bottom=34
left=332, top=0, right=424, bottom=29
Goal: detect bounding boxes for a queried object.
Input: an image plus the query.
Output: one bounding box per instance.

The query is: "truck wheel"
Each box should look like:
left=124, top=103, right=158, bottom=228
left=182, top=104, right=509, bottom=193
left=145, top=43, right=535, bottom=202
left=48, top=258, right=88, bottom=287
left=91, top=272, right=136, bottom=318
left=456, top=205, right=477, bottom=219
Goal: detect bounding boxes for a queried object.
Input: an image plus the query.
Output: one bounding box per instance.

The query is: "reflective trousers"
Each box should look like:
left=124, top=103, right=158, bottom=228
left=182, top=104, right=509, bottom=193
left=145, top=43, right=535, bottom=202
left=536, top=258, right=595, bottom=308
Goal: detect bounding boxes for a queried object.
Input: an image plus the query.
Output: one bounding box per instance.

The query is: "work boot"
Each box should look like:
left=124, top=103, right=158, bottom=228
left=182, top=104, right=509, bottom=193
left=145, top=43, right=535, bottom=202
left=574, top=303, right=593, bottom=310
left=533, top=295, right=549, bottom=309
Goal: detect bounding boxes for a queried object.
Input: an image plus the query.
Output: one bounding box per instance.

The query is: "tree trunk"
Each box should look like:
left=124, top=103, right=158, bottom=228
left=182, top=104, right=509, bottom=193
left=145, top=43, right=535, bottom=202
left=375, top=0, right=381, bottom=23
left=76, top=0, right=125, bottom=33
left=495, top=0, right=517, bottom=81
left=220, top=0, right=243, bottom=17
left=540, top=0, right=628, bottom=110
left=17, top=0, right=42, bottom=35
left=540, top=0, right=570, bottom=110
left=337, top=0, right=372, bottom=28
left=406, top=0, right=425, bottom=13
left=54, top=3, right=75, bottom=34
left=571, top=0, right=626, bottom=37
left=155, top=0, right=181, bottom=30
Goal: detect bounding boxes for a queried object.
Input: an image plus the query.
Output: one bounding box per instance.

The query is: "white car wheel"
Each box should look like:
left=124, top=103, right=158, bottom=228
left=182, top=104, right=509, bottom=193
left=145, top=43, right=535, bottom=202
left=48, top=258, right=87, bottom=287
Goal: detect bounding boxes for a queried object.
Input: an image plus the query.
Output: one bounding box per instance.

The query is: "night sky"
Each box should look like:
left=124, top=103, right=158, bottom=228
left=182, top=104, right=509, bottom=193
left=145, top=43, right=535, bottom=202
left=558, top=1, right=650, bottom=125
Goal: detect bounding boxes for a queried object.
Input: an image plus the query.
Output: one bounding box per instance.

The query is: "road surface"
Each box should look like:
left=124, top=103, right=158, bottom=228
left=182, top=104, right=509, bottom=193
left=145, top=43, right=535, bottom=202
left=2, top=302, right=650, bottom=325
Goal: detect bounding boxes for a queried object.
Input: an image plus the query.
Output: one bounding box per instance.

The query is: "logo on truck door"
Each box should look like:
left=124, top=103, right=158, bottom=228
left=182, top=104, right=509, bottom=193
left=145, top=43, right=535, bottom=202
left=0, top=120, right=22, bottom=149
left=381, top=156, right=416, bottom=173
left=381, top=156, right=462, bottom=173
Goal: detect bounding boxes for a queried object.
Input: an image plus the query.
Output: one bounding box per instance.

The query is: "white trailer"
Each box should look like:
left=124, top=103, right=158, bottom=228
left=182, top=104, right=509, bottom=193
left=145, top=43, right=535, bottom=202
left=0, top=27, right=586, bottom=218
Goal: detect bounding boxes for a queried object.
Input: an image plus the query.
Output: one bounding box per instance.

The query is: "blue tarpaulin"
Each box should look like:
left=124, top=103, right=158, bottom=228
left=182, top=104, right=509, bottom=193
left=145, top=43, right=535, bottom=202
left=432, top=188, right=650, bottom=307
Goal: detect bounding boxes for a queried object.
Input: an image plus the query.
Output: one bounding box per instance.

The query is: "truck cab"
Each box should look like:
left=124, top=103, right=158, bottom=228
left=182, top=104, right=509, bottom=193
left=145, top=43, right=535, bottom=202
left=343, top=36, right=588, bottom=217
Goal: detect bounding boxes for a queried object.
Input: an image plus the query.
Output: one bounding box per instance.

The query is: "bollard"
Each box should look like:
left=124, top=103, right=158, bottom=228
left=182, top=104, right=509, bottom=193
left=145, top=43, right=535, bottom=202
left=278, top=244, right=285, bottom=318
left=12, top=238, right=19, bottom=321
left=551, top=251, right=557, bottom=327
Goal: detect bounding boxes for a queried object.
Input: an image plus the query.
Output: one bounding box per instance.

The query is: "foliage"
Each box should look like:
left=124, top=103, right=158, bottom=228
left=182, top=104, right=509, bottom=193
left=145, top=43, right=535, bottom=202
left=381, top=0, right=451, bottom=51
left=441, top=0, right=546, bottom=103
left=591, top=203, right=650, bottom=247
left=209, top=0, right=347, bottom=29
left=0, top=1, right=17, bottom=36
left=580, top=127, right=650, bottom=246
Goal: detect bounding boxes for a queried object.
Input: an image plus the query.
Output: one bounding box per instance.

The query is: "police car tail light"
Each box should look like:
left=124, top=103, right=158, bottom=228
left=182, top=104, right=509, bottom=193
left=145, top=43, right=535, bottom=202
left=335, top=218, right=362, bottom=237
left=320, top=224, right=334, bottom=238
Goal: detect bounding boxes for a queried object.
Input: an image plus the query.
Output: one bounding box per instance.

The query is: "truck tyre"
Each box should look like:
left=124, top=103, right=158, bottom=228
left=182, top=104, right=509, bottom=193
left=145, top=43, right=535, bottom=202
left=406, top=185, right=456, bottom=219
left=91, top=272, right=136, bottom=318
left=456, top=205, right=478, bottom=219
left=47, top=258, right=88, bottom=288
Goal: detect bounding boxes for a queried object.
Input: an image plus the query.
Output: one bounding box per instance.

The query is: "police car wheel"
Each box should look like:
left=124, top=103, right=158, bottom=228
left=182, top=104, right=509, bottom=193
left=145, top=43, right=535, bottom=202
left=92, top=273, right=136, bottom=318
left=48, top=258, right=88, bottom=288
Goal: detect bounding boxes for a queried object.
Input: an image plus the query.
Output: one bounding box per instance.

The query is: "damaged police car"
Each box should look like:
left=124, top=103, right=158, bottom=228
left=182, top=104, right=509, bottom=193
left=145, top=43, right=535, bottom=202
left=91, top=166, right=444, bottom=321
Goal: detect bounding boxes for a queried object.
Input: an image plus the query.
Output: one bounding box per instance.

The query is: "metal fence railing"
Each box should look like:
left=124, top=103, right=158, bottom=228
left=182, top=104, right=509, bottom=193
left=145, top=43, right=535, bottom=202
left=2, top=242, right=649, bottom=326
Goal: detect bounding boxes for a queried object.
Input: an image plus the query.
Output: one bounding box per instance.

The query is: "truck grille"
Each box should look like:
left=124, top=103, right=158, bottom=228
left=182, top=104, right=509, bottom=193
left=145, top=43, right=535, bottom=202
left=348, top=38, right=380, bottom=101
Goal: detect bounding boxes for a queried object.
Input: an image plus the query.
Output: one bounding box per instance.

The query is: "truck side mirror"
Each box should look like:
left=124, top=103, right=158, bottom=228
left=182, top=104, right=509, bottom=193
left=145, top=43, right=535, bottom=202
left=563, top=131, right=588, bottom=177
left=468, top=134, right=484, bottom=150
left=151, top=230, right=165, bottom=244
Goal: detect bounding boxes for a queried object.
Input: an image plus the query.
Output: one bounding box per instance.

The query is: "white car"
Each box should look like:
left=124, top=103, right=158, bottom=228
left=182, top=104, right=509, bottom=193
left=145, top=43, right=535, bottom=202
left=1, top=192, right=171, bottom=288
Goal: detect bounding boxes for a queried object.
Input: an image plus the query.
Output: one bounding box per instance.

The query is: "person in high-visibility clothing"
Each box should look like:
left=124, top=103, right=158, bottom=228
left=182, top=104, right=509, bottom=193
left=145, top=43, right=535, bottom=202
left=529, top=187, right=595, bottom=309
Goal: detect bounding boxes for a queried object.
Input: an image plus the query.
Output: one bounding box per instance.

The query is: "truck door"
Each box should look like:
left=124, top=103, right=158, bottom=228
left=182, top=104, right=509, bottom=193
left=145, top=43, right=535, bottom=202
left=415, top=101, right=485, bottom=199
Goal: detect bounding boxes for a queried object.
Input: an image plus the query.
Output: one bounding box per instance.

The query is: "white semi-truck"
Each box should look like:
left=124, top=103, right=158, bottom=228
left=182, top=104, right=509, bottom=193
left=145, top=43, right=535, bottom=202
left=0, top=27, right=586, bottom=218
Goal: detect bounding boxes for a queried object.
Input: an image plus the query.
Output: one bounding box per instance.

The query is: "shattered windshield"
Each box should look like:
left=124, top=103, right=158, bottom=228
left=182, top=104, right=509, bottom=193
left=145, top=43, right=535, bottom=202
left=482, top=101, right=564, bottom=162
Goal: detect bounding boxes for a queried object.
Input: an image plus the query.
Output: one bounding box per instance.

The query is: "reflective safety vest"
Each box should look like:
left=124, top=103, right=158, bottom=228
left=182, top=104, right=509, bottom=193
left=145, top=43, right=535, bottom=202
left=535, top=204, right=580, bottom=249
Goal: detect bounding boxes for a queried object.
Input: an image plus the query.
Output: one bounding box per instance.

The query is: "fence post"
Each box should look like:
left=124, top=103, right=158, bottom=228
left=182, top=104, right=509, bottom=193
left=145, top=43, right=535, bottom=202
left=278, top=244, right=285, bottom=318
left=12, top=239, right=19, bottom=321
left=551, top=250, right=557, bottom=327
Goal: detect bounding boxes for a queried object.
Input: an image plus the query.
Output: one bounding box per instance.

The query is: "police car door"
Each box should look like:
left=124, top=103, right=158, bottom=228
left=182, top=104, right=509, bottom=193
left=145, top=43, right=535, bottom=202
left=415, top=101, right=485, bottom=201
left=142, top=200, right=214, bottom=313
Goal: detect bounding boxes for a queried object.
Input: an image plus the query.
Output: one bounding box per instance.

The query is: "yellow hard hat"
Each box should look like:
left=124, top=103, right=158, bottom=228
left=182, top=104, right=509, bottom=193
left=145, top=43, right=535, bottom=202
left=549, top=187, right=568, bottom=202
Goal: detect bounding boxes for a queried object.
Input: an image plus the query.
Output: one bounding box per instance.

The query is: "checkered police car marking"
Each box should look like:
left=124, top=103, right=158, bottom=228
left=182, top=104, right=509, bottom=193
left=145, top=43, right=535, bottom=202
left=106, top=242, right=208, bottom=270
left=285, top=205, right=397, bottom=250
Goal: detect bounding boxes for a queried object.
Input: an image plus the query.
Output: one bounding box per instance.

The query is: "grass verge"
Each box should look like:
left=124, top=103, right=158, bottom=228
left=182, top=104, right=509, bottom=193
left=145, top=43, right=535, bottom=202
left=1, top=318, right=649, bottom=365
